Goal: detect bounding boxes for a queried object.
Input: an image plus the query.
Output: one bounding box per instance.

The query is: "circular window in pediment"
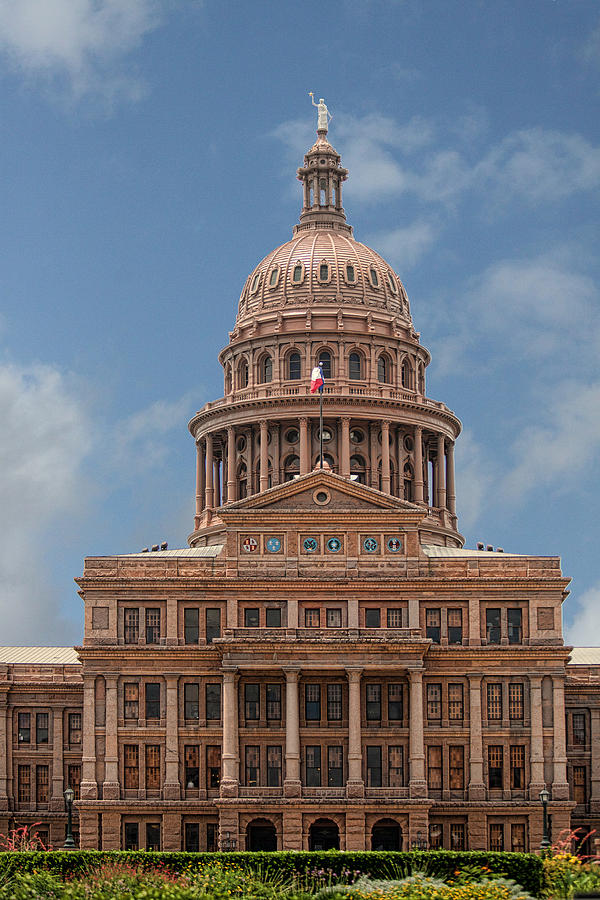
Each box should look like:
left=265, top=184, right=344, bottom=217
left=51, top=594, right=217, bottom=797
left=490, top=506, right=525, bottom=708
left=313, top=489, right=331, bottom=506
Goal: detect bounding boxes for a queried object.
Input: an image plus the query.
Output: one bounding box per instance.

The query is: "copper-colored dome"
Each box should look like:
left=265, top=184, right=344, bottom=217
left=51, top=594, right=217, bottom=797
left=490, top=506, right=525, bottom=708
left=236, top=230, right=412, bottom=326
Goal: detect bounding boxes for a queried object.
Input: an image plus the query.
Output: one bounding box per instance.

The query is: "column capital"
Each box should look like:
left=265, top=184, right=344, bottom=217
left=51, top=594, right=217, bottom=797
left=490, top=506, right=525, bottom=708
left=222, top=666, right=239, bottom=680
left=299, top=416, right=308, bottom=425
left=104, top=673, right=119, bottom=687
left=164, top=673, right=180, bottom=685
left=260, top=420, right=268, bottom=432
left=283, top=666, right=301, bottom=679
left=345, top=667, right=363, bottom=681
left=381, top=419, right=391, bottom=429
left=529, top=674, right=543, bottom=686
left=340, top=415, right=351, bottom=423
left=468, top=673, right=483, bottom=686
left=407, top=666, right=424, bottom=679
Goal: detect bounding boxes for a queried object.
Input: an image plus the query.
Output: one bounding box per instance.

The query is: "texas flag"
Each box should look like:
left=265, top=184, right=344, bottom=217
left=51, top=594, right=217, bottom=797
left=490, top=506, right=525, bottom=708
left=310, top=364, right=325, bottom=394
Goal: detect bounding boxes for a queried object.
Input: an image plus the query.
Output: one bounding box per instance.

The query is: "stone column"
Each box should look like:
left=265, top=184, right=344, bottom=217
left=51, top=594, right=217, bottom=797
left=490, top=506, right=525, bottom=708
left=299, top=417, right=309, bottom=475
left=220, top=668, right=239, bottom=797
left=346, top=668, right=364, bottom=797
left=369, top=424, right=378, bottom=488
left=213, top=457, right=221, bottom=507
left=163, top=674, right=180, bottom=799
left=341, top=416, right=351, bottom=478
left=591, top=708, right=600, bottom=813
left=260, top=420, right=269, bottom=492
left=80, top=675, right=98, bottom=800
left=50, top=708, right=64, bottom=809
left=414, top=425, right=424, bottom=503
left=381, top=420, right=391, bottom=494
left=195, top=441, right=205, bottom=523
left=468, top=597, right=481, bottom=645
left=0, top=695, right=8, bottom=810
left=204, top=434, right=214, bottom=510
left=247, top=427, right=254, bottom=495
left=103, top=674, right=120, bottom=799
left=436, top=435, right=446, bottom=509
left=284, top=668, right=301, bottom=797
left=552, top=674, right=570, bottom=799
left=227, top=426, right=236, bottom=502
left=529, top=675, right=545, bottom=798
left=446, top=441, right=456, bottom=515
left=468, top=675, right=486, bottom=799
left=408, top=668, right=427, bottom=797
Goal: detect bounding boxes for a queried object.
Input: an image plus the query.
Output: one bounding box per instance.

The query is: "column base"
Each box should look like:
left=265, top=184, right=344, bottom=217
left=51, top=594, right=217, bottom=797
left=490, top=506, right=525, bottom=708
left=219, top=779, right=239, bottom=798
left=163, top=782, right=181, bottom=800
left=409, top=779, right=428, bottom=799
left=50, top=797, right=66, bottom=812
left=346, top=779, right=365, bottom=799
left=80, top=781, right=98, bottom=800
left=529, top=782, right=546, bottom=800
left=102, top=782, right=120, bottom=800
left=588, top=799, right=600, bottom=815
left=0, top=798, right=9, bottom=811
left=283, top=779, right=302, bottom=798
left=551, top=782, right=571, bottom=800
left=468, top=783, right=486, bottom=801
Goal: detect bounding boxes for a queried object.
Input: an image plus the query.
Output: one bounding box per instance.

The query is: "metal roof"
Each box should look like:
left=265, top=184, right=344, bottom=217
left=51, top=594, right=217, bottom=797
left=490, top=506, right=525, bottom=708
left=111, top=545, right=224, bottom=559
left=0, top=647, right=81, bottom=665
left=568, top=648, right=600, bottom=666
left=422, top=545, right=523, bottom=558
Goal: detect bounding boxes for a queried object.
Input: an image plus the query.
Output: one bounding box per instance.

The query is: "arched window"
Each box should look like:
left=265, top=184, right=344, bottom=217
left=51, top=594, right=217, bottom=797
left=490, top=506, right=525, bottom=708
left=238, top=463, right=248, bottom=499
left=346, top=263, right=356, bottom=283
left=350, top=455, right=366, bottom=484
left=319, top=262, right=329, bottom=281
left=284, top=454, right=300, bottom=481
left=292, top=263, right=303, bottom=284
left=315, top=452, right=335, bottom=470
left=403, top=463, right=413, bottom=501
left=259, top=355, right=273, bottom=384
left=418, top=362, right=425, bottom=393
left=319, top=178, right=327, bottom=205
left=318, top=351, right=332, bottom=379
left=401, top=359, right=413, bottom=390
left=268, top=267, right=279, bottom=288
left=238, top=359, right=249, bottom=389
left=250, top=273, right=260, bottom=293
left=288, top=352, right=301, bottom=380
left=225, top=364, right=232, bottom=394
left=387, top=272, right=398, bottom=294
left=349, top=352, right=362, bottom=380
left=369, top=267, right=380, bottom=288
left=377, top=355, right=390, bottom=384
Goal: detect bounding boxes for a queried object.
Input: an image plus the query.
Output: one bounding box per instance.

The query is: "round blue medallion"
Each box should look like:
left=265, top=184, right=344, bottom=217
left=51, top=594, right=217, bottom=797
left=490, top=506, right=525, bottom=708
left=303, top=537, right=318, bottom=553
left=387, top=537, right=402, bottom=553
left=363, top=537, right=378, bottom=553
left=266, top=537, right=281, bottom=553
left=327, top=537, right=342, bottom=552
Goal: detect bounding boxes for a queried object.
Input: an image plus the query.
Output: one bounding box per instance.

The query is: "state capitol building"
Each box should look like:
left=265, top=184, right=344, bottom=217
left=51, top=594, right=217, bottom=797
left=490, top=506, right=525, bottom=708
left=1, top=110, right=599, bottom=855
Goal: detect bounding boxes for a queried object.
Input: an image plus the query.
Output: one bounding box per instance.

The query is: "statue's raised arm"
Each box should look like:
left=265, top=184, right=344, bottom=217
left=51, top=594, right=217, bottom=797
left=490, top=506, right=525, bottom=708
left=309, top=92, right=331, bottom=134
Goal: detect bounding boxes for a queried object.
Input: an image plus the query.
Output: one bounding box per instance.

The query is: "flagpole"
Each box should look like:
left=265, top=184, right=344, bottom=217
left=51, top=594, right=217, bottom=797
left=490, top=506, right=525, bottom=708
left=319, top=384, right=323, bottom=468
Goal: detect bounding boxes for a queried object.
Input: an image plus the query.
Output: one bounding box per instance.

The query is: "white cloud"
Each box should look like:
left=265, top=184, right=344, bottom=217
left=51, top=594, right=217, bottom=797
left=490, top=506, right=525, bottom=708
left=0, top=0, right=164, bottom=101
left=366, top=220, right=436, bottom=269
left=454, top=429, right=493, bottom=530
left=112, top=393, right=195, bottom=471
left=566, top=581, right=600, bottom=646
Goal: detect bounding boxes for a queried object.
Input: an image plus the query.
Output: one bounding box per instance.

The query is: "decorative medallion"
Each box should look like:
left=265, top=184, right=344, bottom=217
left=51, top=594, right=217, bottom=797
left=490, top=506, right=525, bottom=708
left=363, top=537, right=378, bottom=553
left=313, top=488, right=331, bottom=506
left=242, top=537, right=258, bottom=553
left=266, top=537, right=281, bottom=553
left=327, top=537, right=342, bottom=553
left=387, top=537, right=402, bottom=553
left=303, top=537, right=318, bottom=553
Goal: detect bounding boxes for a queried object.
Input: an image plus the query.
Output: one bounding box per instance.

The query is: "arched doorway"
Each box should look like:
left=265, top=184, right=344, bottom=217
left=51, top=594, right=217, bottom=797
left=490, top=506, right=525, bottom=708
left=246, top=818, right=277, bottom=851
left=309, top=818, right=340, bottom=851
left=371, top=818, right=402, bottom=851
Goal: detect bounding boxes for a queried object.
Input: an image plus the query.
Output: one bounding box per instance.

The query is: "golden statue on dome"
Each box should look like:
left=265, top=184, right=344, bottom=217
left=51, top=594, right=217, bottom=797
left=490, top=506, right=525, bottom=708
left=309, top=92, right=332, bottom=133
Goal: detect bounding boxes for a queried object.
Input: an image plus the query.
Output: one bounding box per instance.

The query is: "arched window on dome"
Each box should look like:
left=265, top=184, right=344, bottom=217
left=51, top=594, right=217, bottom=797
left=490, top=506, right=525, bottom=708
left=401, top=359, right=413, bottom=390
left=288, top=352, right=301, bottom=381
left=369, top=268, right=380, bottom=288
left=418, top=362, right=425, bottom=394
left=238, top=463, right=248, bottom=500
left=318, top=261, right=330, bottom=282
left=346, top=263, right=356, bottom=283
left=284, top=454, right=300, bottom=481
left=319, top=178, right=327, bottom=206
left=268, top=267, right=279, bottom=288
left=349, top=352, right=363, bottom=380
left=292, top=263, right=304, bottom=284
left=317, top=350, right=332, bottom=380
left=238, top=359, right=249, bottom=389
left=225, top=364, right=232, bottom=395
left=377, top=354, right=391, bottom=385
left=403, top=463, right=414, bottom=502
left=350, top=455, right=366, bottom=484
left=250, top=273, right=261, bottom=293
left=387, top=272, right=398, bottom=294
left=259, top=355, right=273, bottom=384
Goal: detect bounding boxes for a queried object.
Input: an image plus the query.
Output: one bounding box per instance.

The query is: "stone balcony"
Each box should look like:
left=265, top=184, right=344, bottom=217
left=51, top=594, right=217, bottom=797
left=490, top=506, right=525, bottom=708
left=217, top=627, right=426, bottom=644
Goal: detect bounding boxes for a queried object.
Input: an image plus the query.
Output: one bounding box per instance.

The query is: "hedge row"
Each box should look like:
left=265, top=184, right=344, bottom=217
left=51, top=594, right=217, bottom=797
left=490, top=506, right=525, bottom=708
left=0, top=850, right=544, bottom=895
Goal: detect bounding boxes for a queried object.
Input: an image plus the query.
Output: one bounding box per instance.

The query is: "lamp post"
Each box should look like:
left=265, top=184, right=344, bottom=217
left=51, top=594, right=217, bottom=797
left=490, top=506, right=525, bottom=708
left=539, top=787, right=551, bottom=850
left=63, top=786, right=76, bottom=849
left=220, top=830, right=237, bottom=851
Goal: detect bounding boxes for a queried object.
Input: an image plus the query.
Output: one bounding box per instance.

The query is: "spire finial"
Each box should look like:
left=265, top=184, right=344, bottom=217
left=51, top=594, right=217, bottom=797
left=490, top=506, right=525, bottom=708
left=309, top=92, right=331, bottom=135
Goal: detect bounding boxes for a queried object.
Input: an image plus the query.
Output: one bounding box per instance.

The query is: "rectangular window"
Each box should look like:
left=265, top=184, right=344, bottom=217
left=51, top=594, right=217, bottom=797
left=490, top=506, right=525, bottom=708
left=265, top=607, right=281, bottom=627
left=184, top=683, right=199, bottom=720
left=124, top=683, right=139, bottom=720
left=366, top=684, right=382, bottom=721
left=67, top=765, right=81, bottom=800
left=365, top=608, right=381, bottom=628
left=429, top=823, right=443, bottom=849
left=489, top=823, right=504, bottom=851
left=507, top=608, right=522, bottom=644
left=206, top=683, right=221, bottom=720
left=124, top=744, right=139, bottom=790
left=305, top=608, right=320, bottom=627
left=18, top=712, right=30, bottom=743
left=184, top=608, right=199, bottom=644
left=487, top=683, right=502, bottom=720
left=327, top=684, right=342, bottom=721
left=427, top=684, right=442, bottom=722
left=488, top=745, right=503, bottom=789
left=326, top=608, right=342, bottom=628
left=245, top=683, right=260, bottom=720
left=18, top=765, right=30, bottom=802
left=426, top=608, right=441, bottom=642
left=244, top=608, right=260, bottom=628
left=145, top=745, right=160, bottom=790
left=448, top=608, right=463, bottom=644
left=486, top=608, right=501, bottom=644
left=184, top=745, right=199, bottom=788
left=36, top=712, right=49, bottom=744
left=305, top=684, right=321, bottom=721
left=145, top=608, right=161, bottom=644
left=448, top=684, right=464, bottom=721
left=124, top=607, right=139, bottom=644
left=245, top=745, right=260, bottom=786
left=36, top=765, right=49, bottom=803
left=206, top=608, right=221, bottom=643
left=266, top=684, right=281, bottom=721
left=184, top=823, right=199, bottom=852
left=267, top=745, right=282, bottom=787
left=124, top=822, right=138, bottom=850
left=574, top=765, right=587, bottom=804
left=207, top=823, right=218, bottom=852
left=511, top=823, right=526, bottom=852
left=328, top=746, right=343, bottom=787
left=389, top=745, right=404, bottom=787
left=206, top=746, right=221, bottom=789
left=510, top=745, right=525, bottom=790
left=68, top=712, right=82, bottom=744
left=366, top=745, right=382, bottom=787
left=573, top=713, right=586, bottom=745
left=509, top=683, right=524, bottom=720
left=305, top=745, right=321, bottom=786
left=145, top=683, right=160, bottom=720
left=449, top=746, right=464, bottom=790
left=146, top=823, right=160, bottom=851
left=427, top=745, right=442, bottom=790
left=450, top=823, right=466, bottom=850
left=387, top=608, right=403, bottom=628
left=388, top=684, right=403, bottom=721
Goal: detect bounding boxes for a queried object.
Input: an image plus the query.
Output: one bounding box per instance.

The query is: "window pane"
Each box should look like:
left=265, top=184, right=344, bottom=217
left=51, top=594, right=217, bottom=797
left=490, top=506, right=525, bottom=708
left=426, top=608, right=441, bottom=642
left=507, top=608, right=522, bottom=644
left=305, top=608, right=320, bottom=628
left=389, top=745, right=404, bottom=786
left=365, top=608, right=381, bottom=628
left=387, top=608, right=403, bottom=628
left=366, top=684, right=381, bottom=721
left=207, top=746, right=221, bottom=788
left=124, top=683, right=139, bottom=720
left=289, top=352, right=301, bottom=380
left=486, top=609, right=501, bottom=644
left=266, top=607, right=281, bottom=627
left=306, top=745, right=321, bottom=786
left=327, top=684, right=342, bottom=721
left=145, top=683, right=160, bottom=719
left=267, top=746, right=282, bottom=787
left=184, top=608, right=199, bottom=644
left=146, top=823, right=160, bottom=851
left=36, top=713, right=49, bottom=744
left=124, top=822, right=139, bottom=850
left=18, top=713, right=30, bottom=743
left=206, top=608, right=221, bottom=643
left=349, top=353, right=362, bottom=380
left=450, top=823, right=466, bottom=850
left=68, top=713, right=82, bottom=744
left=488, top=745, right=503, bottom=789
left=184, top=683, right=199, bottom=720
left=489, top=823, right=504, bottom=851
left=573, top=713, right=586, bottom=745
left=366, top=745, right=382, bottom=787
left=388, top=684, right=403, bottom=721
left=510, top=745, right=525, bottom=789
left=36, top=765, right=49, bottom=803
left=487, top=683, right=502, bottom=720
left=124, top=608, right=139, bottom=643
left=427, top=684, right=441, bottom=721
left=427, top=746, right=442, bottom=790
left=145, top=608, right=160, bottom=644
left=266, top=684, right=281, bottom=721
left=328, top=746, right=343, bottom=787
left=509, top=683, right=524, bottom=720
left=245, top=683, right=260, bottom=720
left=245, top=745, right=260, bottom=786
left=184, top=745, right=199, bottom=788
left=145, top=745, right=160, bottom=789
left=305, top=684, right=321, bottom=720
left=326, top=608, right=342, bottom=628
left=448, top=608, right=463, bottom=644
left=18, top=765, right=31, bottom=802
left=124, top=744, right=139, bottom=790
left=511, top=823, right=526, bottom=852
left=244, top=608, right=260, bottom=628
left=206, top=684, right=221, bottom=720
left=449, top=746, right=464, bottom=790
left=448, top=684, right=463, bottom=720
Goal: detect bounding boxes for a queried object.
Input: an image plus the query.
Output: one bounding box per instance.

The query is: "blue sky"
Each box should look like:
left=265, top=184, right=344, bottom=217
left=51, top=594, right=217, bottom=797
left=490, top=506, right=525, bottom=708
left=0, top=0, right=598, bottom=645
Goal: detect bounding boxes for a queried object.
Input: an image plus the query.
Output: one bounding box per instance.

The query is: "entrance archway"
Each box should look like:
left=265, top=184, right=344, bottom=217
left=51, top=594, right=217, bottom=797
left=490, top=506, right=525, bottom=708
left=371, top=818, right=402, bottom=851
left=246, top=818, right=277, bottom=851
left=309, top=818, right=340, bottom=851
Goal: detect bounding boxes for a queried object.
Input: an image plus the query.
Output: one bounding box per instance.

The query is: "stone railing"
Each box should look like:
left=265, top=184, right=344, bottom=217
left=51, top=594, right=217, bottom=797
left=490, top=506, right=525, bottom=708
left=238, top=787, right=283, bottom=798
left=217, top=627, right=424, bottom=644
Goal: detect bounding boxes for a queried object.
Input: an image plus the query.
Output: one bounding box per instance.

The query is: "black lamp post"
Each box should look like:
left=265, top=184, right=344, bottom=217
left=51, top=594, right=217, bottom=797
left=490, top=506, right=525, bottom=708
left=220, top=831, right=237, bottom=851
left=63, top=786, right=76, bottom=849
left=539, top=787, right=551, bottom=850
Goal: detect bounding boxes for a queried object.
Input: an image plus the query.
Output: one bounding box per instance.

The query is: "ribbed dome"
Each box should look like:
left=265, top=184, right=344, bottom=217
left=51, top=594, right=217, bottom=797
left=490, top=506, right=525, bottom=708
left=236, top=230, right=412, bottom=326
